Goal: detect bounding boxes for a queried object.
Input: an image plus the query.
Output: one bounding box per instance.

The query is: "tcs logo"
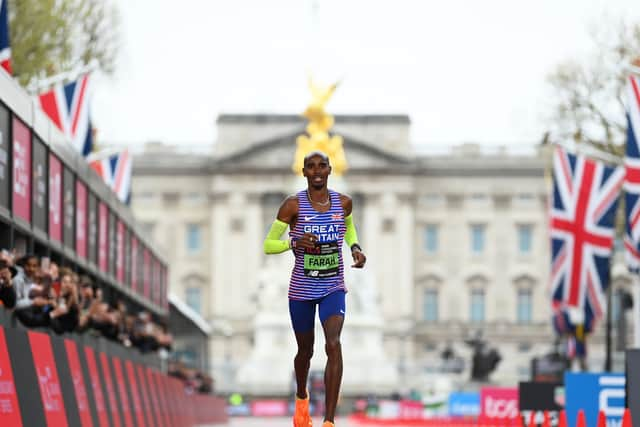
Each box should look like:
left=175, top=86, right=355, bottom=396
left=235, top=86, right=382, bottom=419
left=481, top=387, right=519, bottom=419
left=485, top=396, right=519, bottom=419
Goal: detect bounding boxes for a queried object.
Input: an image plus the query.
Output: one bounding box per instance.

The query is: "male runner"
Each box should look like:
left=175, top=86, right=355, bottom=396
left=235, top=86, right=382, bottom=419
left=263, top=151, right=366, bottom=427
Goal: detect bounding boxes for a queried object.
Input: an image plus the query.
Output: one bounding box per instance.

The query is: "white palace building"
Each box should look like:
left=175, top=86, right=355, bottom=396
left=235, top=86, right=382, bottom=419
left=130, top=114, right=634, bottom=395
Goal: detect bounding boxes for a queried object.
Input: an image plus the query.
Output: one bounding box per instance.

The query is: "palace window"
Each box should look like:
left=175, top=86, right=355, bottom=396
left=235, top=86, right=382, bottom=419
left=470, top=289, right=485, bottom=323
left=470, top=224, right=486, bottom=254
left=186, top=223, right=202, bottom=253
left=424, top=225, right=439, bottom=254
left=423, top=289, right=439, bottom=322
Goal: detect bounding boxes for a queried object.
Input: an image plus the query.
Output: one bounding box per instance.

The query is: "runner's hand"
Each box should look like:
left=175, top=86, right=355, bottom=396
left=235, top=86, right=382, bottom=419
left=297, top=233, right=319, bottom=250
left=351, top=249, right=366, bottom=268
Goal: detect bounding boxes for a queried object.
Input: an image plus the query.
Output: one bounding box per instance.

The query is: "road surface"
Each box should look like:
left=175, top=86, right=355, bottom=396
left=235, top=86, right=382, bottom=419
left=204, top=416, right=355, bottom=426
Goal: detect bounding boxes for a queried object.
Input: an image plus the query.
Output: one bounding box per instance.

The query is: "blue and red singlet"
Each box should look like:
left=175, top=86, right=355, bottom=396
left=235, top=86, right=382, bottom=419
left=288, top=189, right=347, bottom=300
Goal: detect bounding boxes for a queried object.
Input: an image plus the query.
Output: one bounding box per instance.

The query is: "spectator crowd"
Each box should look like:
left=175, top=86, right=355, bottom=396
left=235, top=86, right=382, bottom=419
left=0, top=248, right=216, bottom=394
left=0, top=249, right=173, bottom=352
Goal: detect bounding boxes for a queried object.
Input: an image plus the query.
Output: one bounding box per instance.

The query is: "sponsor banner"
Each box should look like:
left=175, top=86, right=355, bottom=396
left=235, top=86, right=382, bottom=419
left=628, top=350, right=640, bottom=426
left=227, top=403, right=251, bottom=416
left=28, top=331, right=69, bottom=427
left=31, top=136, right=47, bottom=232
left=166, top=376, right=179, bottom=426
left=48, top=154, right=63, bottom=242
left=116, top=220, right=125, bottom=283
left=63, top=340, right=93, bottom=427
left=98, top=202, right=108, bottom=272
left=62, top=166, right=74, bottom=249
left=162, top=372, right=177, bottom=426
left=145, top=368, right=163, bottom=427
left=150, top=258, right=157, bottom=305
left=87, top=192, right=97, bottom=265
left=378, top=400, right=400, bottom=419
left=0, top=329, right=227, bottom=427
left=135, top=364, right=155, bottom=427
left=49, top=337, right=82, bottom=427
left=84, top=347, right=109, bottom=427
left=0, top=104, right=9, bottom=210
left=131, top=236, right=138, bottom=293
left=251, top=399, right=289, bottom=416
left=108, top=211, right=116, bottom=276
left=12, top=116, right=31, bottom=222
left=519, top=382, right=564, bottom=427
left=565, top=372, right=625, bottom=427
left=158, top=375, right=178, bottom=425
left=49, top=337, right=81, bottom=427
left=125, top=360, right=146, bottom=427
left=111, top=357, right=133, bottom=427
left=155, top=370, right=173, bottom=427
left=448, top=392, right=480, bottom=417
left=5, top=327, right=47, bottom=426
left=398, top=400, right=423, bottom=419
left=124, top=227, right=131, bottom=288
left=161, top=266, right=167, bottom=309
left=480, top=387, right=519, bottom=420
left=75, top=180, right=87, bottom=258
left=99, top=353, right=121, bottom=427
left=0, top=327, right=22, bottom=426
left=143, top=249, right=150, bottom=300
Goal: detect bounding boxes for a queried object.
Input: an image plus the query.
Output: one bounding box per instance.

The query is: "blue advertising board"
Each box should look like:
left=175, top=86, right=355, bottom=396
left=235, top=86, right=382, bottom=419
left=565, top=372, right=625, bottom=427
left=448, top=392, right=480, bottom=417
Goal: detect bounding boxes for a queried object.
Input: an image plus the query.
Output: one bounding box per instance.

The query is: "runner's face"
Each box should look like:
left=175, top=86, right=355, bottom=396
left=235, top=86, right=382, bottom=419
left=303, top=155, right=331, bottom=189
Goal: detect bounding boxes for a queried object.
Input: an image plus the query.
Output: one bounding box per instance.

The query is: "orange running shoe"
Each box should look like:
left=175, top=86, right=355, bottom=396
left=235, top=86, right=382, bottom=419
left=293, top=392, right=312, bottom=427
left=322, top=422, right=335, bottom=427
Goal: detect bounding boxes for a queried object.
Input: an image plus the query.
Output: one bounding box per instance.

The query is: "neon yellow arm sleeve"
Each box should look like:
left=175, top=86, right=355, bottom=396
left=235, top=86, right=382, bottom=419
left=263, top=219, right=291, bottom=254
left=344, top=214, right=360, bottom=248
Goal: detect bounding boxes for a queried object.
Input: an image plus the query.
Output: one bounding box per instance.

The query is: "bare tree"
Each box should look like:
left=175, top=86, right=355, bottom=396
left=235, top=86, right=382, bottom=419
left=546, top=19, right=640, bottom=157
left=9, top=0, right=120, bottom=87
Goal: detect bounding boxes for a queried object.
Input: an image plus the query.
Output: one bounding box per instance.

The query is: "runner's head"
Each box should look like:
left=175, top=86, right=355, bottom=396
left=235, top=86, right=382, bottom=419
left=303, top=151, right=331, bottom=190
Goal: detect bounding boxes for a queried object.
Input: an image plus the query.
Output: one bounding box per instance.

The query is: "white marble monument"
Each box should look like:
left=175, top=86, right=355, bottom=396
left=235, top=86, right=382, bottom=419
left=235, top=234, right=398, bottom=396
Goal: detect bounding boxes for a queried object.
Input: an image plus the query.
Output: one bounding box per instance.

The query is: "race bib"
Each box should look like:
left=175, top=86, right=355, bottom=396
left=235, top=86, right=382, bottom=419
left=304, top=241, right=339, bottom=278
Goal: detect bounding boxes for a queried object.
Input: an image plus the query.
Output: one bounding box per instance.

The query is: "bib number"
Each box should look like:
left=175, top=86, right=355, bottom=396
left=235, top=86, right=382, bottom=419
left=304, top=241, right=339, bottom=278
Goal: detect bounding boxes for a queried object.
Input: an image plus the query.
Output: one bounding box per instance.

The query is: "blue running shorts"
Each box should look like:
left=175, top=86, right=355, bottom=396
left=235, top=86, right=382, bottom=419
left=289, top=290, right=346, bottom=333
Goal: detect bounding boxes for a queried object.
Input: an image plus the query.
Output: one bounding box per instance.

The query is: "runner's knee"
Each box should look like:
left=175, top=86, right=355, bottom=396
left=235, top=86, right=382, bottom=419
left=325, top=338, right=341, bottom=355
left=297, top=346, right=313, bottom=360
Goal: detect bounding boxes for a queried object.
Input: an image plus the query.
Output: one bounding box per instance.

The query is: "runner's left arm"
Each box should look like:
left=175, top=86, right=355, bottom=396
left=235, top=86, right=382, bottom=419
left=340, top=194, right=366, bottom=268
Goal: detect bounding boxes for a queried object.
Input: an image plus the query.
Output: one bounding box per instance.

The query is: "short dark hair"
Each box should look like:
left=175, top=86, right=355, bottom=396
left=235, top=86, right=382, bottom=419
left=303, top=151, right=330, bottom=167
left=0, top=260, right=17, bottom=277
left=15, top=254, right=38, bottom=267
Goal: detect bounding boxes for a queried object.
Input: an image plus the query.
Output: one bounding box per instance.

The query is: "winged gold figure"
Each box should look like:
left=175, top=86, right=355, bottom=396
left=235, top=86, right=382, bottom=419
left=293, top=77, right=348, bottom=175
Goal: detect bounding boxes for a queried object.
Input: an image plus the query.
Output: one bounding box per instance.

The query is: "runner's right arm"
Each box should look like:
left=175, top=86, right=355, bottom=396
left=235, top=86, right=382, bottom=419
left=263, top=219, right=292, bottom=254
left=263, top=195, right=318, bottom=254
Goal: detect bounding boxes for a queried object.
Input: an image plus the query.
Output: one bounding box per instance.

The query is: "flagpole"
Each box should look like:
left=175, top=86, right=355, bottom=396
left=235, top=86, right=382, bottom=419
left=553, top=142, right=623, bottom=165
left=605, top=278, right=613, bottom=371
left=629, top=58, right=640, bottom=349
left=26, top=59, right=98, bottom=94
left=634, top=275, right=640, bottom=348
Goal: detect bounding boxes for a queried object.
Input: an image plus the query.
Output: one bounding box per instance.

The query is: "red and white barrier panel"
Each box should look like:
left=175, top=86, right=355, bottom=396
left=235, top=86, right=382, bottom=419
left=349, top=409, right=634, bottom=427
left=0, top=326, right=228, bottom=427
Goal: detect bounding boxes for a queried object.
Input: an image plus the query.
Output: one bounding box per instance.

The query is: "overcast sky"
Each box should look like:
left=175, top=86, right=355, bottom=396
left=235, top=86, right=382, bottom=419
left=92, top=0, right=640, bottom=152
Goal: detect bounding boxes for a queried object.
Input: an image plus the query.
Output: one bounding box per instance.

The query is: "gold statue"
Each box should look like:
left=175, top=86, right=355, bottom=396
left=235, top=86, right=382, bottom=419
left=293, top=77, right=348, bottom=175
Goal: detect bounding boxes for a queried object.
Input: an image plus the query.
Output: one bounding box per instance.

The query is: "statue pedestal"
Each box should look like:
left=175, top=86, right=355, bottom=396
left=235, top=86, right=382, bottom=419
left=235, top=253, right=398, bottom=396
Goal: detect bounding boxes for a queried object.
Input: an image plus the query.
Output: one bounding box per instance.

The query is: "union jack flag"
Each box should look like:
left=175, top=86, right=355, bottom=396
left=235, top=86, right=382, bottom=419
left=38, top=74, right=93, bottom=156
left=88, top=149, right=132, bottom=204
left=0, top=0, right=10, bottom=74
left=550, top=146, right=624, bottom=331
left=624, top=75, right=640, bottom=272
